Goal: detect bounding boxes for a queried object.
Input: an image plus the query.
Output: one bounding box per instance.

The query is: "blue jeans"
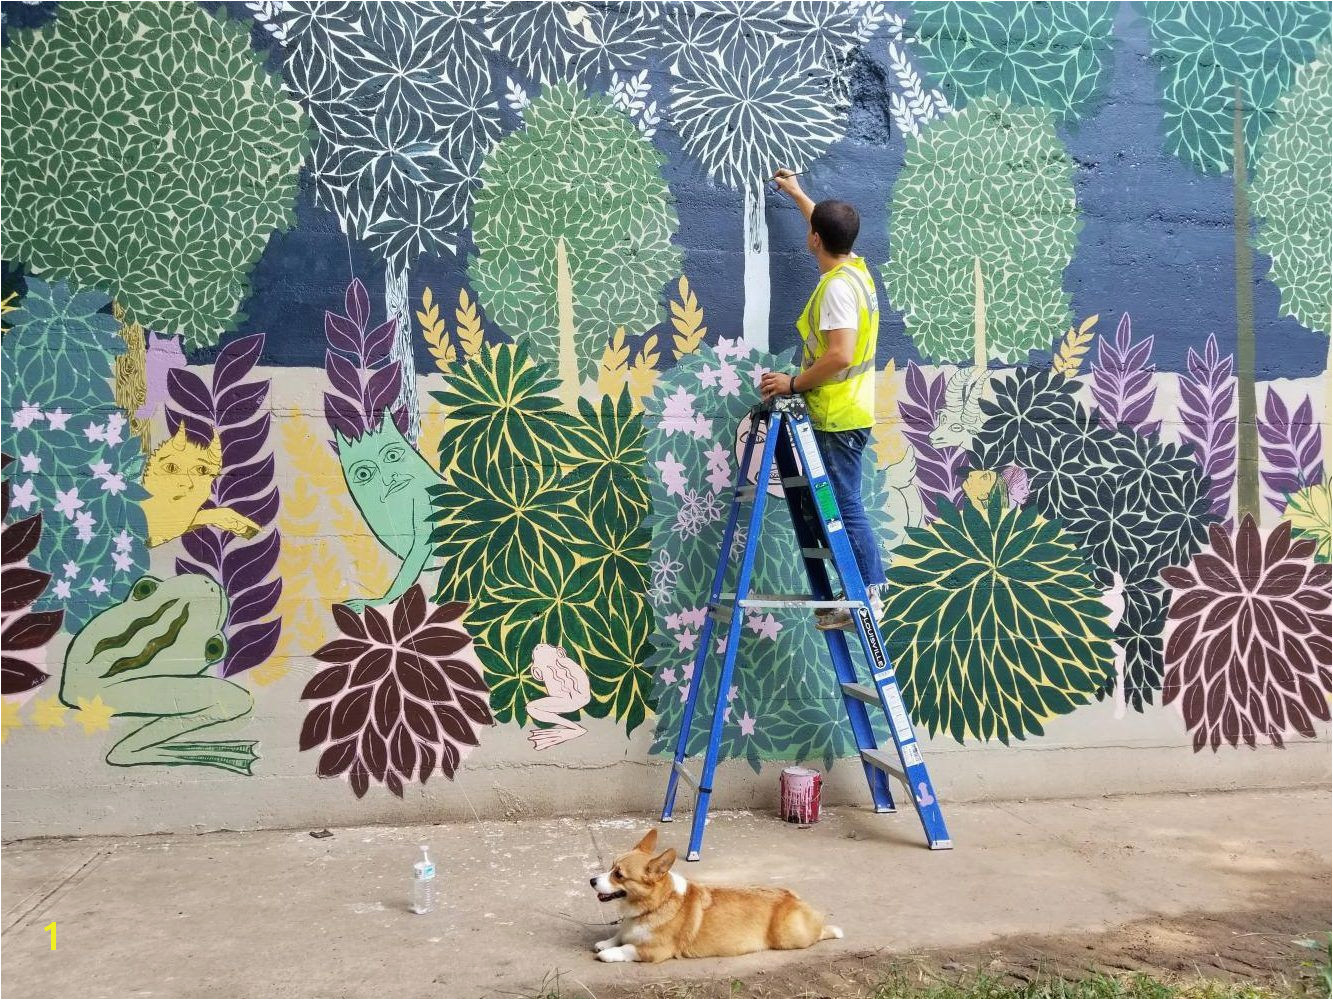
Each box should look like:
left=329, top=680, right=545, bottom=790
left=813, top=428, right=886, bottom=588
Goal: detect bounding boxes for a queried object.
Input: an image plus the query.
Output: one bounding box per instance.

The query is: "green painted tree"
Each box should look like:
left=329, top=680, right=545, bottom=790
left=884, top=95, right=1080, bottom=367
left=910, top=1, right=1118, bottom=121
left=1140, top=1, right=1332, bottom=518
left=1252, top=46, right=1332, bottom=345
left=0, top=2, right=308, bottom=348
left=468, top=84, right=682, bottom=410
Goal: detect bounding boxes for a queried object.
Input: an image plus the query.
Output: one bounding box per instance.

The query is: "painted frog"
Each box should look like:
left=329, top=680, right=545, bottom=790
left=59, top=574, right=258, bottom=774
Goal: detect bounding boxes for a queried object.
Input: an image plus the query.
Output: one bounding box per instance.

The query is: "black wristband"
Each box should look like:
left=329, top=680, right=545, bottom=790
left=789, top=373, right=799, bottom=394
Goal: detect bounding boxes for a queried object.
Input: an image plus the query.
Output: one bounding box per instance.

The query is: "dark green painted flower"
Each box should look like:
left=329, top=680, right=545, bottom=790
left=885, top=490, right=1115, bottom=744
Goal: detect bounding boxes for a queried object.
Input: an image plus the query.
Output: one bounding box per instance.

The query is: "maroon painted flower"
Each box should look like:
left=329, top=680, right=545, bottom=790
left=1, top=454, right=63, bottom=695
left=1162, top=516, right=1331, bottom=751
left=300, top=585, right=492, bottom=797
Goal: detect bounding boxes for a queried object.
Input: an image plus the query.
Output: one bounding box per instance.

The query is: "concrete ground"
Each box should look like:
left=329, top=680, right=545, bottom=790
left=2, top=788, right=1329, bottom=999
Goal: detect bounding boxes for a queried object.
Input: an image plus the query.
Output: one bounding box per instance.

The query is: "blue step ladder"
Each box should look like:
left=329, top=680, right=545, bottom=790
left=660, top=395, right=952, bottom=860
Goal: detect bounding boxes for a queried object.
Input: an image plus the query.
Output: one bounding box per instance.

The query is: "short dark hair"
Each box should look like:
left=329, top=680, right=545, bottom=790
left=810, top=200, right=859, bottom=254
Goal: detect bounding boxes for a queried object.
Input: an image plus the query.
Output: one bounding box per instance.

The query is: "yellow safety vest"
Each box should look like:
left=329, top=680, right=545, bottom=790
left=794, top=256, right=879, bottom=432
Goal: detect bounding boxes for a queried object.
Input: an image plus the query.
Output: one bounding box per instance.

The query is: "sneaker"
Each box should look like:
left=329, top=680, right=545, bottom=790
left=825, top=590, right=884, bottom=632
left=815, top=607, right=854, bottom=631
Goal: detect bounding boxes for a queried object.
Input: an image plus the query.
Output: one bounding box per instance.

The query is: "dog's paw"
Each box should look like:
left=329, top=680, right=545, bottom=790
left=596, top=945, right=638, bottom=963
left=594, top=937, right=618, bottom=952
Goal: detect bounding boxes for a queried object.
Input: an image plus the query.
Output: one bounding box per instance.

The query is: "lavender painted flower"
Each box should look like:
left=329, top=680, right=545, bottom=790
left=901, top=363, right=966, bottom=520
left=1258, top=389, right=1325, bottom=515
left=1092, top=312, right=1160, bottom=437
left=1179, top=334, right=1236, bottom=523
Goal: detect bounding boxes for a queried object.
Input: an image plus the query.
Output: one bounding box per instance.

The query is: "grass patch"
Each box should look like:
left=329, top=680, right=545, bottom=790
left=868, top=966, right=1273, bottom=999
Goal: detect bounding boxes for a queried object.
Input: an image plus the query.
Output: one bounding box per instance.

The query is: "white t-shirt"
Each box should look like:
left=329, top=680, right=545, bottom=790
left=818, top=275, right=860, bottom=332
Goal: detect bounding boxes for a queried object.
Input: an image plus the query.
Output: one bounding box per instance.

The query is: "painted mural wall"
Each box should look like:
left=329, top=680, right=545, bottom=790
left=1, top=0, right=1329, bottom=836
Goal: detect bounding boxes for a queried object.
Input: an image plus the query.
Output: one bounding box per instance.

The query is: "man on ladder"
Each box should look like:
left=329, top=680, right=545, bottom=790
left=660, top=169, right=950, bottom=860
left=761, top=169, right=884, bottom=631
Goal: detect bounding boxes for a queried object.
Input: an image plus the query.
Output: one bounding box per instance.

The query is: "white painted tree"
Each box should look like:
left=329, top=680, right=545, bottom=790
left=279, top=2, right=502, bottom=440
left=666, top=1, right=885, bottom=351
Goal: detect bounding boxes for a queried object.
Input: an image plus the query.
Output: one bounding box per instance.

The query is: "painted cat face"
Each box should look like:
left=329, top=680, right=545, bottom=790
left=334, top=413, right=439, bottom=532
left=144, top=423, right=221, bottom=503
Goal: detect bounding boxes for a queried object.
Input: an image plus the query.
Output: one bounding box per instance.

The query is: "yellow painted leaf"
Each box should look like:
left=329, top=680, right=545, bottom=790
left=1052, top=314, right=1097, bottom=378
left=456, top=288, right=485, bottom=359
left=670, top=276, right=708, bottom=358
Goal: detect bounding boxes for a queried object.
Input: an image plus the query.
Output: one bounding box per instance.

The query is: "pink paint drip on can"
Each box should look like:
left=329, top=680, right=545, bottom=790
left=780, top=766, right=822, bottom=824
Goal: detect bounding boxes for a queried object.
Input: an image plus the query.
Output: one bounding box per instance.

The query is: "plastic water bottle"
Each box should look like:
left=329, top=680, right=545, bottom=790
left=411, top=846, right=436, bottom=915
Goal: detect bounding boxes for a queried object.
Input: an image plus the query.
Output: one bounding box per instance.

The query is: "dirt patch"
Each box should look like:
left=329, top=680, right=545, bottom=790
left=608, top=882, right=1331, bottom=999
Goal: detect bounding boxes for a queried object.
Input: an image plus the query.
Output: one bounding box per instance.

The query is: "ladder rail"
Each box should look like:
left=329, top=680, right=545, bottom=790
left=682, top=408, right=782, bottom=861
left=772, top=414, right=895, bottom=814
left=660, top=413, right=759, bottom=824
left=784, top=406, right=951, bottom=848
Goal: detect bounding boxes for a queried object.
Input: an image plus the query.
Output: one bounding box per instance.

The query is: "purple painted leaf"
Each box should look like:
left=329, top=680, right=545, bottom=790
left=364, top=361, right=402, bottom=418
left=167, top=368, right=215, bottom=422
left=221, top=618, right=282, bottom=678
left=227, top=576, right=283, bottom=627
left=392, top=406, right=409, bottom=437
left=901, top=363, right=964, bottom=519
left=165, top=409, right=215, bottom=448
left=231, top=487, right=280, bottom=527
left=2, top=568, right=50, bottom=613
left=346, top=277, right=370, bottom=332
left=222, top=529, right=281, bottom=593
left=217, top=380, right=268, bottom=429
left=222, top=413, right=272, bottom=468
left=2, top=513, right=42, bottom=563
left=181, top=527, right=224, bottom=570
left=1179, top=337, right=1237, bottom=522
left=1259, top=387, right=1325, bottom=513
left=325, top=311, right=362, bottom=359
left=325, top=349, right=363, bottom=406
left=217, top=454, right=275, bottom=505
left=363, top=319, right=396, bottom=365
left=213, top=333, right=265, bottom=393
left=325, top=392, right=364, bottom=442
left=175, top=556, right=217, bottom=580
left=1091, top=313, right=1161, bottom=438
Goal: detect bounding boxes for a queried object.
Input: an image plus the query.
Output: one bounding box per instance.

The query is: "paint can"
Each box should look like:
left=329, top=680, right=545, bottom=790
left=780, top=766, right=822, bottom=824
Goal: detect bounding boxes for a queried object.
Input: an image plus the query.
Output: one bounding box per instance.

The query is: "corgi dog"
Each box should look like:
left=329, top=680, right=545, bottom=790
left=588, top=830, right=843, bottom=963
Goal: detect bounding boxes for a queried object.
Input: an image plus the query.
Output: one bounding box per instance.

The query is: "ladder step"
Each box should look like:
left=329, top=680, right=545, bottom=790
left=707, top=604, right=733, bottom=625
left=860, top=749, right=908, bottom=787
left=672, top=762, right=699, bottom=789
left=781, top=475, right=809, bottom=488
left=801, top=546, right=833, bottom=560
left=736, top=484, right=757, bottom=501
left=719, top=591, right=867, bottom=609
left=840, top=682, right=879, bottom=705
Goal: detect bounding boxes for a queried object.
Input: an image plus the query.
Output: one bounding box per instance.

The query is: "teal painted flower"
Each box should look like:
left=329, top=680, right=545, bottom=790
left=1252, top=46, right=1332, bottom=336
left=0, top=280, right=148, bottom=630
left=910, top=1, right=1117, bottom=120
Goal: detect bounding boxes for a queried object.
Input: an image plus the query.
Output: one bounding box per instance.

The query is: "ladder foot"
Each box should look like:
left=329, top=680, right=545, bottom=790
left=929, top=839, right=954, bottom=851
left=660, top=814, right=674, bottom=823
left=873, top=805, right=896, bottom=814
left=686, top=850, right=701, bottom=862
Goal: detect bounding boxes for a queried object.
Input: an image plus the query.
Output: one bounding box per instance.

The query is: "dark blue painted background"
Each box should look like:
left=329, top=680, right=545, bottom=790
left=5, top=1, right=1327, bottom=379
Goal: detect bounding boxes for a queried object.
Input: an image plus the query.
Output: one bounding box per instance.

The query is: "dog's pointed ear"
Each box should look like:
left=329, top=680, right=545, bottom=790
left=647, top=848, right=677, bottom=878
left=634, top=829, right=658, bottom=854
